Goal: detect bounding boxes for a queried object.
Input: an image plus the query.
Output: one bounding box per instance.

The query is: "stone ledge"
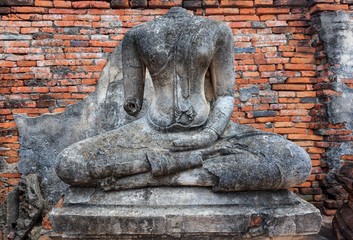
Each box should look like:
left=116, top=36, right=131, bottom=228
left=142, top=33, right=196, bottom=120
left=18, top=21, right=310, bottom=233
left=50, top=187, right=321, bottom=239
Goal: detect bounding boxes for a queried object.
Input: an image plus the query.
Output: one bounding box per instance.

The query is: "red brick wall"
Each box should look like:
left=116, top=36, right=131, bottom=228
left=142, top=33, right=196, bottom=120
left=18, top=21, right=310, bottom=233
left=0, top=0, right=353, bottom=216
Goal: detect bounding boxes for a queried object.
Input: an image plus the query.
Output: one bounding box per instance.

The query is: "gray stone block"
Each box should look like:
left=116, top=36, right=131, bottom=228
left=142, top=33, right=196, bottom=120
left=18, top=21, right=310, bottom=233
left=50, top=187, right=321, bottom=239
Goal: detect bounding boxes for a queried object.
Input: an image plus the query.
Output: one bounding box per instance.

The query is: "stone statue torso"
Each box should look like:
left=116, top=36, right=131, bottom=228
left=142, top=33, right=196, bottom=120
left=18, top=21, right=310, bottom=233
left=125, top=9, right=225, bottom=130
left=55, top=7, right=312, bottom=194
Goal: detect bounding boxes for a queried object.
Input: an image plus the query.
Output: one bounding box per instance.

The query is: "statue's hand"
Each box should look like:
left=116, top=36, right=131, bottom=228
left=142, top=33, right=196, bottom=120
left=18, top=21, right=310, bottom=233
left=170, top=128, right=218, bottom=152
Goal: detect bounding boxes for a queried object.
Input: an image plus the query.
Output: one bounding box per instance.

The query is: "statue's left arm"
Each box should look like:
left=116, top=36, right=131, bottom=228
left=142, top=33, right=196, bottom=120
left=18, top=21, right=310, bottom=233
left=171, top=24, right=235, bottom=151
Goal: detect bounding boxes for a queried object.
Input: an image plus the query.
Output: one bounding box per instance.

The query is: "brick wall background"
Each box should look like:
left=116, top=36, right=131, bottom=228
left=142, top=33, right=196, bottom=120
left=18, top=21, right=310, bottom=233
left=1, top=0, right=353, bottom=221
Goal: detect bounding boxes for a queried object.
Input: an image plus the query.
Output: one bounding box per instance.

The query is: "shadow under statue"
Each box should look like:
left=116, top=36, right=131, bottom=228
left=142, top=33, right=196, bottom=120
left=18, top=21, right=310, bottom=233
left=51, top=7, right=321, bottom=239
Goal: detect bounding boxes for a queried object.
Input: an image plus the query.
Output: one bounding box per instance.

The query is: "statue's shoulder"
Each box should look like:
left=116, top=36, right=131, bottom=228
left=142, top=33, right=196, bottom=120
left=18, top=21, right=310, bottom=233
left=124, top=23, right=147, bottom=38
left=124, top=18, right=161, bottom=41
left=195, top=16, right=233, bottom=37
left=124, top=14, right=232, bottom=41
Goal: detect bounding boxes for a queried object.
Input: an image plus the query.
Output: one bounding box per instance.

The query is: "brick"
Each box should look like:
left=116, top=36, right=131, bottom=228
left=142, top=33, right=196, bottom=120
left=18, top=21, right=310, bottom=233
left=226, top=15, right=259, bottom=21
left=0, top=109, right=11, bottom=115
left=288, top=21, right=310, bottom=27
left=72, top=1, right=110, bottom=9
left=295, top=141, right=314, bottom=147
left=229, top=22, right=252, bottom=28
left=49, top=9, right=86, bottom=14
left=273, top=128, right=306, bottom=134
left=32, top=39, right=70, bottom=47
left=254, top=0, right=273, bottom=6
left=202, top=0, right=219, bottom=7
left=297, top=182, right=311, bottom=188
left=11, top=7, right=48, bottom=14
left=277, top=14, right=310, bottom=21
left=274, top=0, right=307, bottom=6
left=221, top=0, right=254, bottom=7
left=300, top=187, right=322, bottom=195
left=341, top=155, right=353, bottom=160
left=0, top=136, right=18, bottom=143
left=35, top=1, right=53, bottom=7
left=287, top=134, right=323, bottom=141
left=287, top=103, right=315, bottom=109
left=89, top=41, right=118, bottom=47
left=111, top=0, right=129, bottom=8
left=11, top=87, right=49, bottom=93
left=205, top=8, right=239, bottom=15
left=256, top=8, right=290, bottom=15
left=286, top=77, right=315, bottom=84
left=0, top=21, right=31, bottom=28
left=0, top=0, right=33, bottom=6
left=255, top=116, right=290, bottom=123
left=17, top=61, right=36, bottom=67
left=316, top=129, right=352, bottom=136
left=307, top=147, right=325, bottom=154
left=0, top=150, right=19, bottom=157
left=130, top=0, right=147, bottom=8
left=54, top=35, right=89, bottom=41
left=284, top=64, right=316, bottom=71
left=259, top=65, right=276, bottom=72
left=0, top=61, right=16, bottom=67
left=266, top=21, right=288, bottom=27
left=273, top=27, right=296, bottom=34
left=6, top=178, right=20, bottom=185
left=272, top=84, right=306, bottom=91
left=0, top=7, right=10, bottom=14
left=240, top=8, right=255, bottom=15
left=0, top=41, right=30, bottom=47
left=280, top=109, right=308, bottom=116
left=326, top=136, right=353, bottom=142
left=260, top=15, right=276, bottom=21
left=310, top=4, right=349, bottom=14
left=251, top=34, right=287, bottom=47
left=183, top=0, right=202, bottom=9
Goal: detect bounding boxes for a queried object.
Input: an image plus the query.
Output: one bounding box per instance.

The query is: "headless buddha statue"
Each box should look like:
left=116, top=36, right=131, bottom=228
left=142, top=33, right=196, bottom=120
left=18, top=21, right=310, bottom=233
left=56, top=7, right=312, bottom=191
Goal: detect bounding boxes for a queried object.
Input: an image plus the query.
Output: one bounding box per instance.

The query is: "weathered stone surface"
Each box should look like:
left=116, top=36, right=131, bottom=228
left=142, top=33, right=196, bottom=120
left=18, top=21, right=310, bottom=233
left=15, top=45, right=153, bottom=208
left=319, top=11, right=353, bottom=127
left=0, top=175, right=43, bottom=239
left=64, top=187, right=300, bottom=207
left=325, top=142, right=353, bottom=170
left=0, top=187, right=18, bottom=239
left=333, top=163, right=353, bottom=240
left=17, top=11, right=315, bottom=240
left=50, top=187, right=321, bottom=239
left=55, top=7, right=311, bottom=192
left=335, top=162, right=353, bottom=193
left=239, top=85, right=260, bottom=102
left=16, top=174, right=44, bottom=239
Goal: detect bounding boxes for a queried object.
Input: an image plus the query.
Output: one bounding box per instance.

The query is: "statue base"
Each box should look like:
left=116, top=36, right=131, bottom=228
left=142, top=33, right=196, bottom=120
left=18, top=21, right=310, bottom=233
left=50, top=187, right=321, bottom=239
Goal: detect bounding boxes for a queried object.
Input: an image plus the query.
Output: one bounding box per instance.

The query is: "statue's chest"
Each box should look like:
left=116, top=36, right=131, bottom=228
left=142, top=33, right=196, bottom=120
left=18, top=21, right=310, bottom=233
left=137, top=26, right=215, bottom=75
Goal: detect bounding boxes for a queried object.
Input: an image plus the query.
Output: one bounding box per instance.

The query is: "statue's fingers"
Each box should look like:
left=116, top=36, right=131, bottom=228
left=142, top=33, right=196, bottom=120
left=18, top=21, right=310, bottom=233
left=170, top=144, right=197, bottom=152
left=170, top=145, right=185, bottom=152
left=170, top=139, right=204, bottom=152
left=172, top=138, right=192, bottom=147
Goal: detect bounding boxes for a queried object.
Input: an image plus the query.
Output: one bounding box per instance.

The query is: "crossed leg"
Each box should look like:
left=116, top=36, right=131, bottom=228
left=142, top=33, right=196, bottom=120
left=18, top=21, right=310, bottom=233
left=56, top=118, right=311, bottom=191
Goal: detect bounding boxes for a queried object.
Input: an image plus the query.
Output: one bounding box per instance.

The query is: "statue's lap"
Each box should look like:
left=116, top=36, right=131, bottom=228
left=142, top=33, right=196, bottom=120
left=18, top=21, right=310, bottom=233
left=56, top=117, right=311, bottom=191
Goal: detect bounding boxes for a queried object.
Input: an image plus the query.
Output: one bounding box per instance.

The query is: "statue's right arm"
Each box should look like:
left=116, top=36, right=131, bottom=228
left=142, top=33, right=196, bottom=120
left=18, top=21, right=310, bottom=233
left=122, top=30, right=146, bottom=116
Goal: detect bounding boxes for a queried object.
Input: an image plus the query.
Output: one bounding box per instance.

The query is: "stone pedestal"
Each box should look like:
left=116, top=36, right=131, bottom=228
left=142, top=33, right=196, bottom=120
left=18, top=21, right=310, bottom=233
left=49, top=187, right=321, bottom=239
